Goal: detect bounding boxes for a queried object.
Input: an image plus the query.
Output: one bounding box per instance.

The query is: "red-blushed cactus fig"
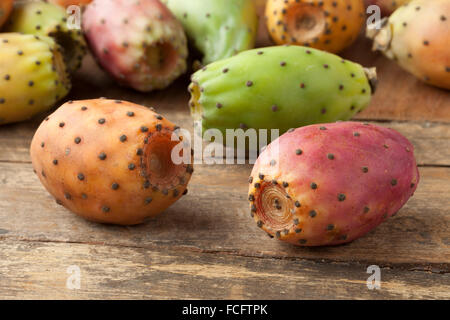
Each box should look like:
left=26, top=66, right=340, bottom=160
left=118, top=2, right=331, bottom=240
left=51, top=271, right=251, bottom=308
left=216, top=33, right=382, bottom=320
left=0, top=0, right=13, bottom=28
left=265, top=0, right=365, bottom=53
left=30, top=99, right=193, bottom=225
left=367, top=0, right=450, bottom=90
left=248, top=122, right=419, bottom=246
left=365, top=0, right=412, bottom=16
left=82, top=0, right=188, bottom=92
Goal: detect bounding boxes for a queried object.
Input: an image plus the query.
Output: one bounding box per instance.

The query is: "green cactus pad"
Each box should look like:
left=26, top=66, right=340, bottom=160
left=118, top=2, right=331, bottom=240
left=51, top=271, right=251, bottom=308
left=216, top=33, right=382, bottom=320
left=189, top=46, right=376, bottom=146
left=0, top=33, right=70, bottom=125
left=6, top=1, right=86, bottom=73
left=162, top=0, right=258, bottom=66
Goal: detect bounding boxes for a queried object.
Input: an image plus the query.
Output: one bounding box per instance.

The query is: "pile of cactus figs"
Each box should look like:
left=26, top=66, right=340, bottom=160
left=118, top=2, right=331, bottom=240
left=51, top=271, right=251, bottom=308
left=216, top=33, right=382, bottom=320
left=2, top=0, right=448, bottom=246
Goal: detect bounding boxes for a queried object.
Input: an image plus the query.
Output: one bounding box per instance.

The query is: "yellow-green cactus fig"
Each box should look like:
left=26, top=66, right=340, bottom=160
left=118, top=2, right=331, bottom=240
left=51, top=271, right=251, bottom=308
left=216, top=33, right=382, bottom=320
left=0, top=33, right=71, bottom=125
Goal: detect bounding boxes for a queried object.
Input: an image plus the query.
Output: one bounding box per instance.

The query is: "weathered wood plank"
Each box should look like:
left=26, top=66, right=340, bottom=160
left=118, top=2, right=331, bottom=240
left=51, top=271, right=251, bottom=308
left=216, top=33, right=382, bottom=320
left=1, top=115, right=448, bottom=166
left=0, top=161, right=448, bottom=270
left=0, top=240, right=448, bottom=299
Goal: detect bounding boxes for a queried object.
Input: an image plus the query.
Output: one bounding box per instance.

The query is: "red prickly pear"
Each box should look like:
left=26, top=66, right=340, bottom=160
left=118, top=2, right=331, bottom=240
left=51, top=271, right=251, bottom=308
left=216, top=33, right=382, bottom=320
left=248, top=122, right=419, bottom=246
left=30, top=99, right=193, bottom=225
left=83, top=0, right=188, bottom=92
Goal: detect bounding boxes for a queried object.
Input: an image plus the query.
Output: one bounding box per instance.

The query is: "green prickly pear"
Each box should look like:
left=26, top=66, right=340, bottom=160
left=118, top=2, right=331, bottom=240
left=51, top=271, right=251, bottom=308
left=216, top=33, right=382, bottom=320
left=248, top=122, right=419, bottom=246
left=189, top=46, right=377, bottom=147
left=162, top=0, right=258, bottom=66
left=367, top=0, right=450, bottom=90
left=0, top=33, right=71, bottom=125
left=6, top=0, right=87, bottom=73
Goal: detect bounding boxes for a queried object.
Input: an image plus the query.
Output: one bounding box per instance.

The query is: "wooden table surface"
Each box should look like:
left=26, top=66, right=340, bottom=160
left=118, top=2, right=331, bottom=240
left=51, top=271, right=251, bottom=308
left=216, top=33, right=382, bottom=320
left=0, top=11, right=449, bottom=299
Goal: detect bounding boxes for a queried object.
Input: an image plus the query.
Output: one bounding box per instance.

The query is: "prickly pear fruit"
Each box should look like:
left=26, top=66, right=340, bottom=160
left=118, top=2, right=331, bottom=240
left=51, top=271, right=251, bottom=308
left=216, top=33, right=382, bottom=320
left=265, top=0, right=365, bottom=53
left=30, top=99, right=193, bottom=225
left=83, top=0, right=188, bottom=92
left=189, top=46, right=377, bottom=147
left=365, top=0, right=412, bottom=16
left=248, top=122, right=419, bottom=246
left=0, top=33, right=71, bottom=125
left=6, top=1, right=87, bottom=73
left=0, top=0, right=13, bottom=28
left=162, top=0, right=258, bottom=66
left=48, top=0, right=92, bottom=7
left=367, top=0, right=450, bottom=90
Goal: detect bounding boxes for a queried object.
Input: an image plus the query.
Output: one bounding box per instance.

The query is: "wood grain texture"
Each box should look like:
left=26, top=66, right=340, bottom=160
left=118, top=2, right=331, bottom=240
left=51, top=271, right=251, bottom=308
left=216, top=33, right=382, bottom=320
left=0, top=240, right=448, bottom=300
left=0, top=162, right=448, bottom=271
left=1, top=116, right=449, bottom=166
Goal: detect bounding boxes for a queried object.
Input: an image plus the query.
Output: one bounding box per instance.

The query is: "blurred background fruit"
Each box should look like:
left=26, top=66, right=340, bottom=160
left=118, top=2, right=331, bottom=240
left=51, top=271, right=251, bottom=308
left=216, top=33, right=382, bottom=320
left=48, top=0, right=92, bottom=7
left=83, top=0, right=188, bottom=92
left=6, top=1, right=87, bottom=73
left=265, top=0, right=365, bottom=53
left=365, top=0, right=412, bottom=16
left=367, top=0, right=450, bottom=90
left=0, top=33, right=71, bottom=125
left=0, top=0, right=13, bottom=28
left=162, top=0, right=258, bottom=66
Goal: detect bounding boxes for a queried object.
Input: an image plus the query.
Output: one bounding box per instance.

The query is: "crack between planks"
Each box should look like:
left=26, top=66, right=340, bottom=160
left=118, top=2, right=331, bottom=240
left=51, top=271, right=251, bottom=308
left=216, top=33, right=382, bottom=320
left=1, top=158, right=449, bottom=168
left=1, top=236, right=448, bottom=275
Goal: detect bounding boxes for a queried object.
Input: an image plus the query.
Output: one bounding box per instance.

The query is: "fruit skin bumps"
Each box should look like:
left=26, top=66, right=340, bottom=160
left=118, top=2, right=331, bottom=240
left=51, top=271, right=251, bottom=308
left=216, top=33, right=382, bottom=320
left=0, top=33, right=71, bottom=125
left=248, top=122, right=419, bottom=246
left=265, top=0, right=365, bottom=53
left=162, top=0, right=258, bottom=65
left=30, top=99, right=193, bottom=225
left=367, top=0, right=450, bottom=90
left=6, top=0, right=87, bottom=73
left=189, top=46, right=377, bottom=146
left=82, top=0, right=188, bottom=92
left=0, top=0, right=14, bottom=28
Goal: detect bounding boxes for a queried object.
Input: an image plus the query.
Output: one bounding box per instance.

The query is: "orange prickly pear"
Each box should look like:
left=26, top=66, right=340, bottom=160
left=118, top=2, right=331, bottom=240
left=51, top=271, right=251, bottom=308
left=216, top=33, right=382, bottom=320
left=30, top=99, right=193, bottom=225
